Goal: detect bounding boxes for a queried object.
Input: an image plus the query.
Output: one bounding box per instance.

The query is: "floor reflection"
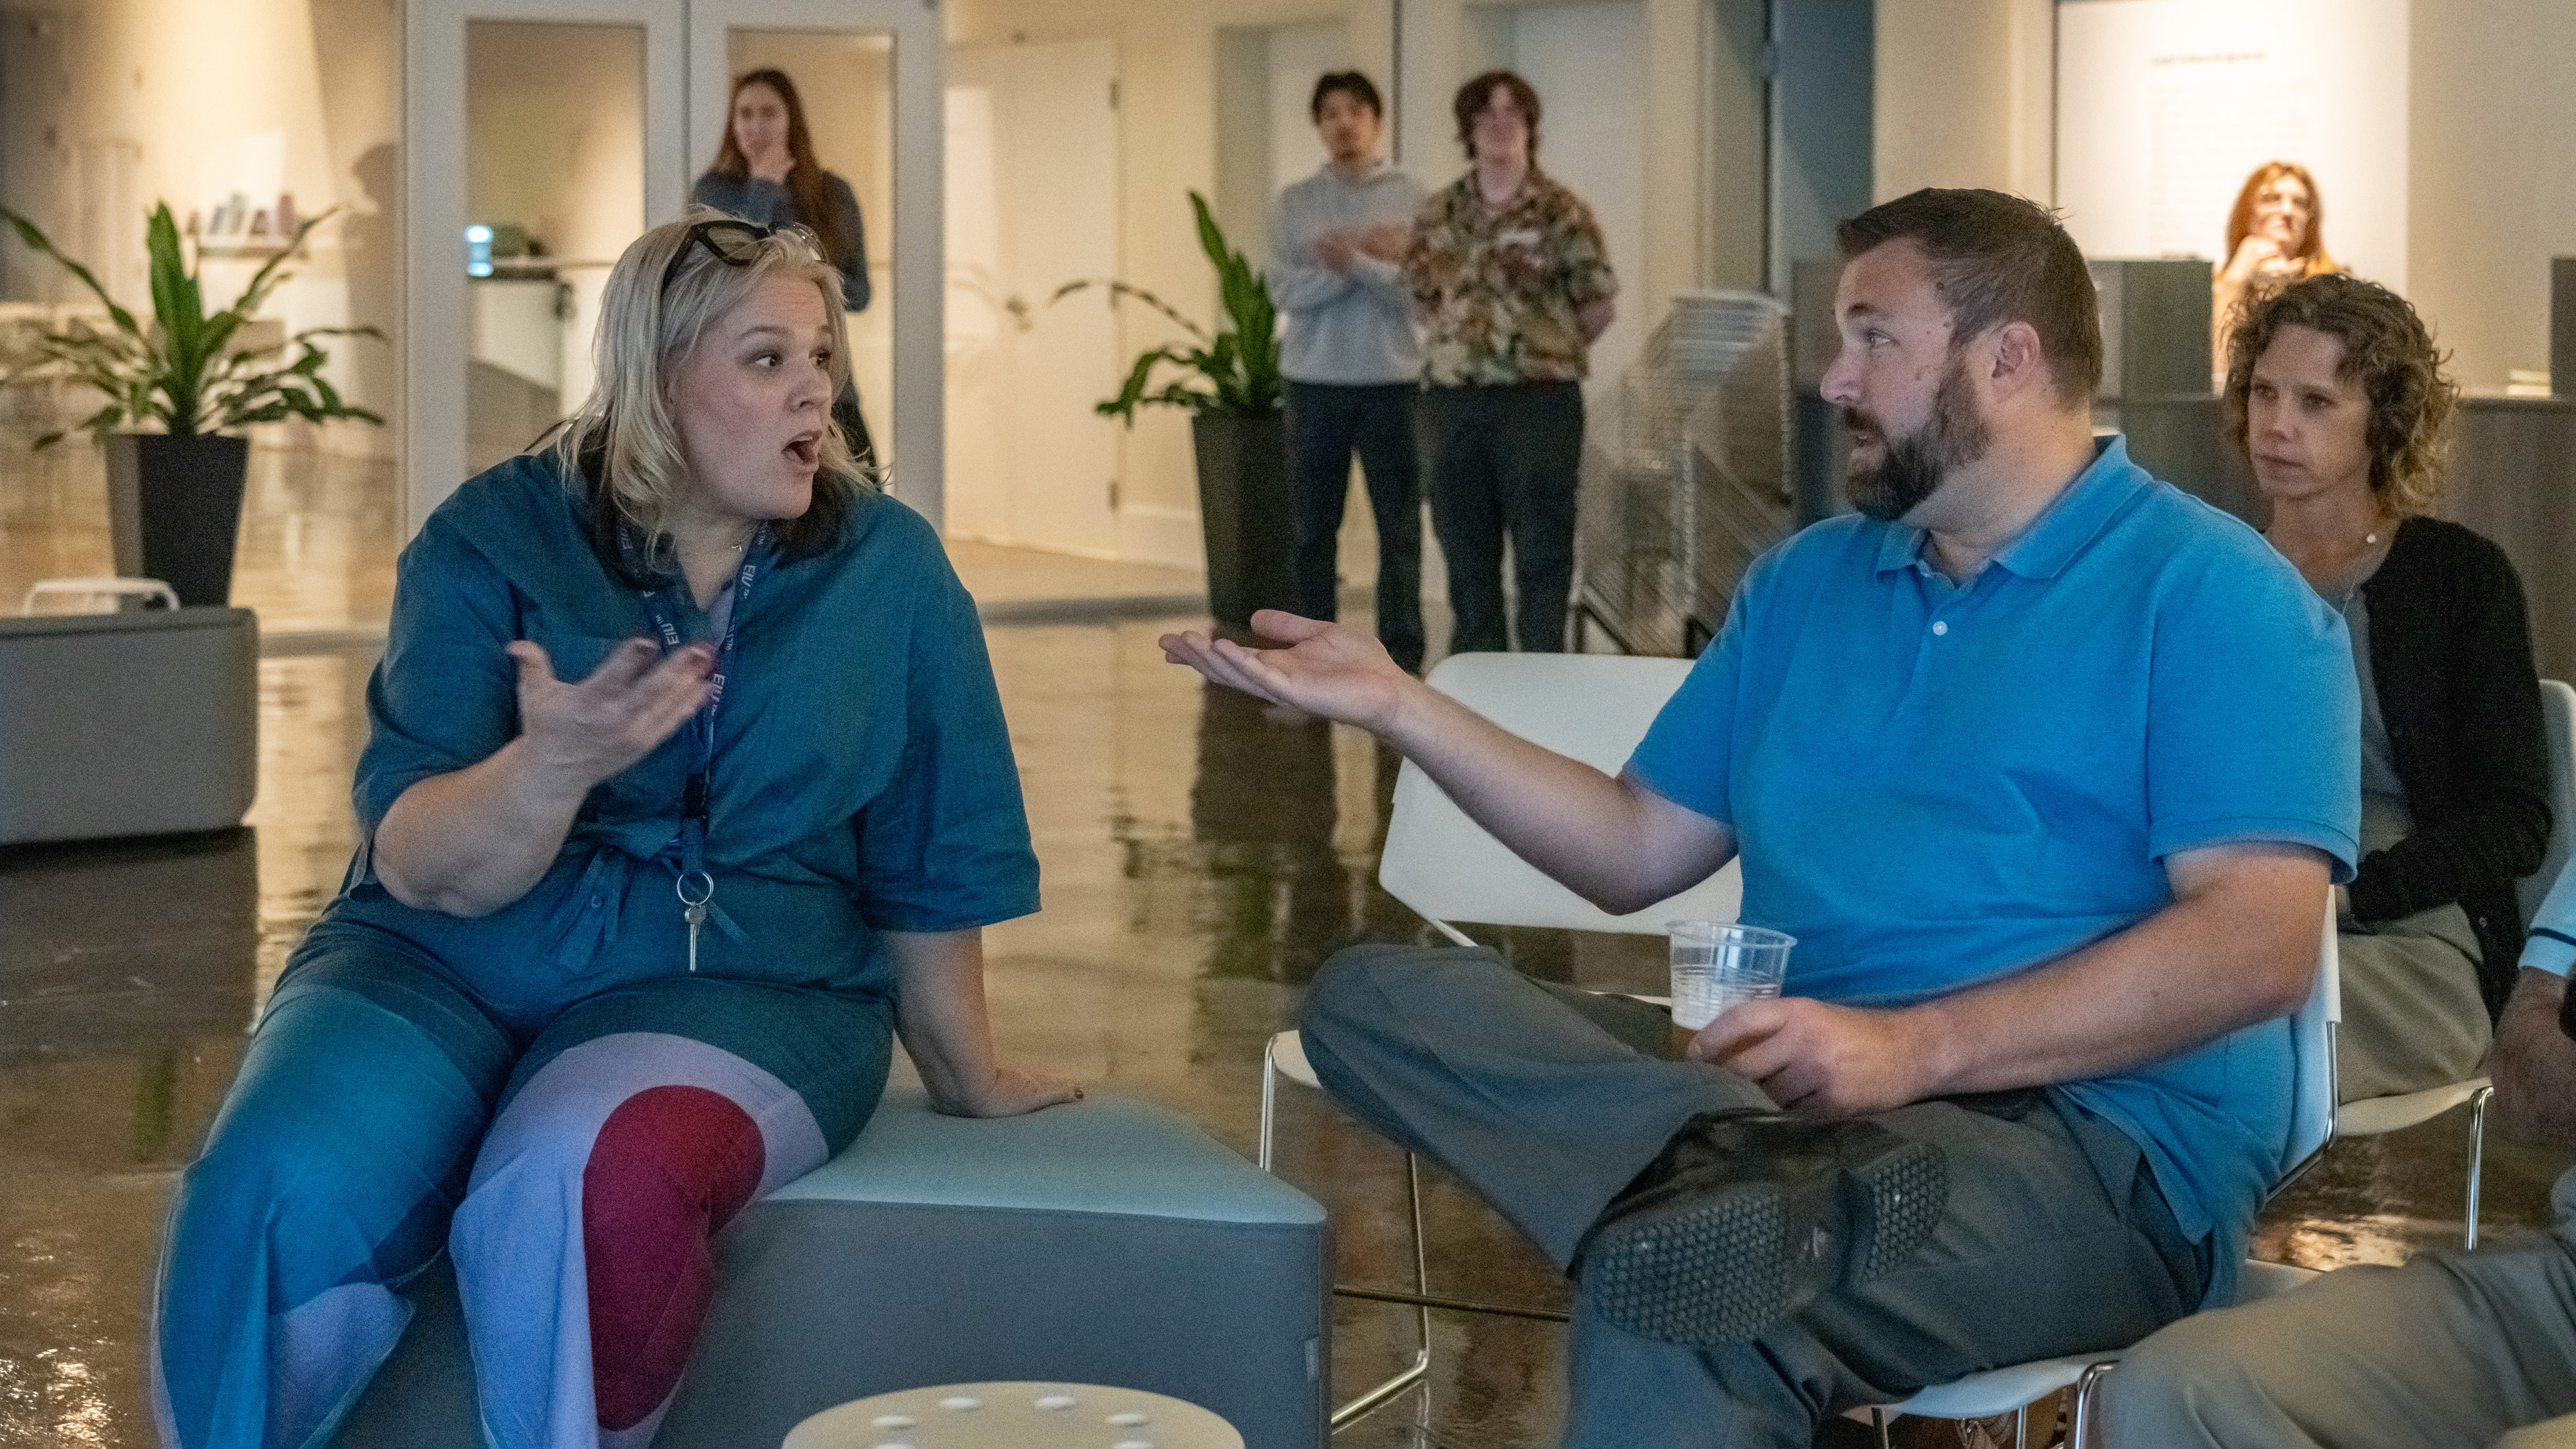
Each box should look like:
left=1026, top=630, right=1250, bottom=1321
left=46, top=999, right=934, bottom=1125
left=0, top=428, right=398, bottom=634
left=0, top=434, right=2564, bottom=1446
left=0, top=830, right=258, bottom=1449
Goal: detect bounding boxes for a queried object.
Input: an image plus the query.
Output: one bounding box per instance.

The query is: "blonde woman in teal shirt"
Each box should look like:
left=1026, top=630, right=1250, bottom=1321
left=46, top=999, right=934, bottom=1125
left=152, top=214, right=1074, bottom=1449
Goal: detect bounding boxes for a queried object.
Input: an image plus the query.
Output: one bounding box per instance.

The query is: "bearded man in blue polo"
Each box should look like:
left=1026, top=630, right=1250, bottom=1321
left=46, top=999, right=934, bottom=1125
left=1160, top=187, right=2360, bottom=1447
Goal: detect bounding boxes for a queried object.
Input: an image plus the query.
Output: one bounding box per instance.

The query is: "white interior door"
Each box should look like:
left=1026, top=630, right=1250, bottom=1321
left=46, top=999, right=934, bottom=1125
left=1510, top=1, right=1647, bottom=400
left=944, top=41, right=1120, bottom=558
left=1473, top=0, right=1649, bottom=402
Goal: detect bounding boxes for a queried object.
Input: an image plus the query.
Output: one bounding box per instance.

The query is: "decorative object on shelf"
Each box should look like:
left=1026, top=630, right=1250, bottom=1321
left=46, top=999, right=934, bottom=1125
left=1051, top=192, right=1291, bottom=632
left=0, top=201, right=384, bottom=605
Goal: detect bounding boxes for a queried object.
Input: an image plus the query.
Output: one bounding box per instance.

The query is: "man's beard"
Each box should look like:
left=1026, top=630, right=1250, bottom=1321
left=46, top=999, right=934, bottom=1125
left=1842, top=358, right=1993, bottom=522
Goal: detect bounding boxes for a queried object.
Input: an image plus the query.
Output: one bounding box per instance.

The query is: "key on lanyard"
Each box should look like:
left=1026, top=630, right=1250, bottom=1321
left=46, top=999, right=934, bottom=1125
left=677, top=870, right=713, bottom=973
left=645, top=532, right=765, bottom=976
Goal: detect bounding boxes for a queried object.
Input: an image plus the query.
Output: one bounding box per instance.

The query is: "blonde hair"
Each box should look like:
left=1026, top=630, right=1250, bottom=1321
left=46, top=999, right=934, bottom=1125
left=551, top=207, right=873, bottom=576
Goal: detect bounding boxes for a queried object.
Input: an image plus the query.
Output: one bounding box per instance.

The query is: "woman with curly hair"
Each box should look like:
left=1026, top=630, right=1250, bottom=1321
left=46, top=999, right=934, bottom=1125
left=2229, top=271, right=2552, bottom=1099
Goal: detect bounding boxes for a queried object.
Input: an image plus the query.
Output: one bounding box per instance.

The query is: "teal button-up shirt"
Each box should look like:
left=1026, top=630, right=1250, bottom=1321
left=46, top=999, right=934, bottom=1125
left=308, top=453, right=1037, bottom=1030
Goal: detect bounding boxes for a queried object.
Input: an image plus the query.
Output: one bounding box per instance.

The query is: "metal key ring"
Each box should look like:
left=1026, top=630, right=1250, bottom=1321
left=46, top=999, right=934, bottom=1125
left=676, top=871, right=715, bottom=907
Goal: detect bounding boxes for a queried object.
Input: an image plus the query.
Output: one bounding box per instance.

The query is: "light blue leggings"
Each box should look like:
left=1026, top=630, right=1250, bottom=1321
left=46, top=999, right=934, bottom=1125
left=153, top=928, right=891, bottom=1449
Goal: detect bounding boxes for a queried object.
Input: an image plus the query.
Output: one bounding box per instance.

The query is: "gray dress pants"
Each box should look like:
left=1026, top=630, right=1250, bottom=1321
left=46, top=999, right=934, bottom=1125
left=1300, top=945, right=2209, bottom=1449
left=2102, top=1166, right=2576, bottom=1449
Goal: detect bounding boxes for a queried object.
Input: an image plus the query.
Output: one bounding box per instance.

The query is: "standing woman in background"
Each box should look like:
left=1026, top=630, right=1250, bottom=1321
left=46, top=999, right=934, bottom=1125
left=694, top=68, right=876, bottom=464
left=1405, top=70, right=1616, bottom=656
left=2212, top=160, right=2342, bottom=374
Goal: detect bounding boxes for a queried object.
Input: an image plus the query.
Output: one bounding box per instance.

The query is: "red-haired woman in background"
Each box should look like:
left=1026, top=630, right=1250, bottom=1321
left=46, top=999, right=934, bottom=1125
left=2212, top=160, right=2343, bottom=373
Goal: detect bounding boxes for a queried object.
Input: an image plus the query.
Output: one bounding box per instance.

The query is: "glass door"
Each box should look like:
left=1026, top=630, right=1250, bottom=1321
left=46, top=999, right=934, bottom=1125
left=404, top=0, right=686, bottom=533
left=688, top=0, right=945, bottom=526
left=408, top=0, right=940, bottom=533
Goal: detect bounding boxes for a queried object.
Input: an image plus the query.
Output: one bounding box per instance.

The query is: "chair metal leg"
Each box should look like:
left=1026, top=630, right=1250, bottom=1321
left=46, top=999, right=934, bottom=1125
left=1258, top=1041, right=1279, bottom=1172
left=2466, top=1083, right=2494, bottom=1250
left=2068, top=1359, right=2116, bottom=1449
left=1327, top=1152, right=1434, bottom=1430
left=2011, top=1401, right=2028, bottom=1449
left=1264, top=1036, right=1434, bottom=1430
left=1870, top=1406, right=1892, bottom=1449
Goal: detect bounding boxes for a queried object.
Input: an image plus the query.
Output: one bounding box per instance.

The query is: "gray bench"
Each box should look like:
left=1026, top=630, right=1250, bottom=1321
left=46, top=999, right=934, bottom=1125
left=332, top=1084, right=1330, bottom=1449
left=0, top=607, right=256, bottom=846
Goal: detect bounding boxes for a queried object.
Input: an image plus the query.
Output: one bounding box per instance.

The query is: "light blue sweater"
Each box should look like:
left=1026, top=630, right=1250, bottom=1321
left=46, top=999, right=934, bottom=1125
left=1264, top=162, right=1425, bottom=386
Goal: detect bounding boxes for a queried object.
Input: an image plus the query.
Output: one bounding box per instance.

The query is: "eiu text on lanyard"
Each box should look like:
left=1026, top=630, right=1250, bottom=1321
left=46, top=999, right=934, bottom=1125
left=636, top=524, right=773, bottom=971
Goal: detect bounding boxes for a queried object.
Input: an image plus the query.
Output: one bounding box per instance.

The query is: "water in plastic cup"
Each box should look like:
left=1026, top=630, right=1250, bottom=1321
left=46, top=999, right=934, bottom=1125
left=1666, top=921, right=1794, bottom=1055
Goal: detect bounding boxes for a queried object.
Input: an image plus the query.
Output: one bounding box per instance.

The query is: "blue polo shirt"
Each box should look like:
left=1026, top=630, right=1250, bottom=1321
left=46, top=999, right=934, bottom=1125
left=1626, top=436, right=2358, bottom=1291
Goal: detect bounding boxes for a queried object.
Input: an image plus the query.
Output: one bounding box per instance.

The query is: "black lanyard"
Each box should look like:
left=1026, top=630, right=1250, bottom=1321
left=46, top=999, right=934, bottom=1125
left=636, top=525, right=773, bottom=920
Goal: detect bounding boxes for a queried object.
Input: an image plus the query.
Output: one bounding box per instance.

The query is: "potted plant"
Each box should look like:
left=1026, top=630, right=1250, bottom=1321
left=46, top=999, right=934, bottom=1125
left=1054, top=191, right=1291, bottom=632
left=1, top=202, right=383, bottom=605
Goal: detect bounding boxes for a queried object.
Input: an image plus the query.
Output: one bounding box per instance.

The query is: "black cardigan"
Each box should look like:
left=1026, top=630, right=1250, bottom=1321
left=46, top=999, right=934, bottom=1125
left=2349, top=515, right=2554, bottom=1017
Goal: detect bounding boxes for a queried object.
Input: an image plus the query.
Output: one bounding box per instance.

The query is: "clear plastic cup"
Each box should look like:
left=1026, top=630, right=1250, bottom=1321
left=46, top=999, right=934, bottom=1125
left=1666, top=922, right=1794, bottom=1048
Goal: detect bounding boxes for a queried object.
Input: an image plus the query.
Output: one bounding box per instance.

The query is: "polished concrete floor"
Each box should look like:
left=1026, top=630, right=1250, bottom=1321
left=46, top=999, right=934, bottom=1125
left=1, top=433, right=2564, bottom=1448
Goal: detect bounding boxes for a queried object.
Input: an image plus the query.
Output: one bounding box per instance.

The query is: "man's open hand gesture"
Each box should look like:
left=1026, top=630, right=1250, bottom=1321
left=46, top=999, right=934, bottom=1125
left=1159, top=610, right=1416, bottom=733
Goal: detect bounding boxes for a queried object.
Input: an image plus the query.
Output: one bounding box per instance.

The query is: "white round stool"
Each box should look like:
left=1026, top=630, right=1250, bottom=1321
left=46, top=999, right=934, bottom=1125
left=782, top=1381, right=1243, bottom=1449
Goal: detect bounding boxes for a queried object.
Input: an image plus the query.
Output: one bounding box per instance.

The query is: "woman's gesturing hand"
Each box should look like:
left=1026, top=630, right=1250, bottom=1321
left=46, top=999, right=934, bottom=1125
left=1160, top=609, right=1417, bottom=734
left=507, top=638, right=714, bottom=797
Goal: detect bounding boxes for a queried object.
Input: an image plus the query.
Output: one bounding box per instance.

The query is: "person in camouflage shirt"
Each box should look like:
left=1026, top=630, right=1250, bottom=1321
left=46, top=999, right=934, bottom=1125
left=1403, top=70, right=1616, bottom=654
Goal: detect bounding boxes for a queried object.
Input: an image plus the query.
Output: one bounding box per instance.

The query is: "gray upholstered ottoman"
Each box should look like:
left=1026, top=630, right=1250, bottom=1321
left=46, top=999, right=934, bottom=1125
left=0, top=606, right=256, bottom=845
left=330, top=1085, right=1329, bottom=1449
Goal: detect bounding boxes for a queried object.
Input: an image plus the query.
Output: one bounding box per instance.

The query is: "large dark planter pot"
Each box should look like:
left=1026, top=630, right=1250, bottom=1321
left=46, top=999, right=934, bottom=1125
left=104, top=432, right=251, bottom=606
left=1189, top=410, right=1297, bottom=633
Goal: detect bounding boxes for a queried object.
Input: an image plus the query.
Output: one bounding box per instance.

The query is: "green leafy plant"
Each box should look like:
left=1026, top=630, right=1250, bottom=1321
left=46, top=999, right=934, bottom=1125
left=1050, top=191, right=1280, bottom=423
left=0, top=201, right=383, bottom=448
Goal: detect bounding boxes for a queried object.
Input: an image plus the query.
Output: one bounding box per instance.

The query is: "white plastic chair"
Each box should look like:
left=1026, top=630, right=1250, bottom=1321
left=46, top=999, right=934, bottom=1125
left=1862, top=901, right=2340, bottom=1448
left=2519, top=680, right=2576, bottom=931
left=2330, top=678, right=2576, bottom=1254
left=1256, top=653, right=1740, bottom=1428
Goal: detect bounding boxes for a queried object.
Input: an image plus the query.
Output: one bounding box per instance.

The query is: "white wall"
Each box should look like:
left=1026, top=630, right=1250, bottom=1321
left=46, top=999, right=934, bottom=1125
left=0, top=0, right=400, bottom=455
left=1873, top=0, right=2054, bottom=204
left=1881, top=0, right=2574, bottom=390
left=2409, top=0, right=2576, bottom=388
left=468, top=23, right=646, bottom=266
left=2054, top=0, right=2409, bottom=295
left=466, top=21, right=646, bottom=445
left=1499, top=1, right=1649, bottom=399
left=946, top=0, right=1397, bottom=568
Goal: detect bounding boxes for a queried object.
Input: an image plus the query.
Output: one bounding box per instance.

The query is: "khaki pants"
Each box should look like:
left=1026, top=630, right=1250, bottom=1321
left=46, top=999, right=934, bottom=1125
left=2103, top=1168, right=2576, bottom=1448
left=2336, top=899, right=2491, bottom=1103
